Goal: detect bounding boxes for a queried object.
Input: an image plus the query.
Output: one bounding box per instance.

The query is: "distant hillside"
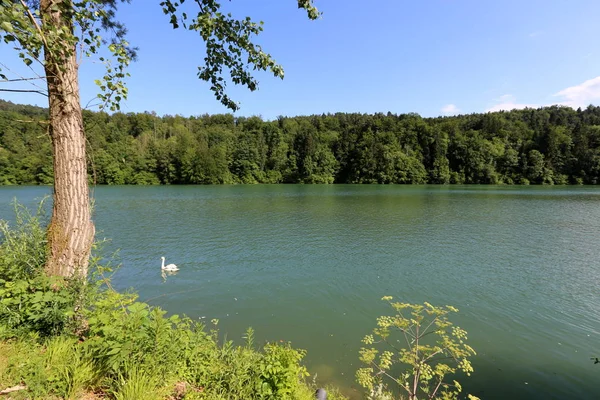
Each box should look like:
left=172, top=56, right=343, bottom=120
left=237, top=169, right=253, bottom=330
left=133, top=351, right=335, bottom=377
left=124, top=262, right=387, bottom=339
left=0, top=100, right=48, bottom=118
left=1, top=100, right=599, bottom=185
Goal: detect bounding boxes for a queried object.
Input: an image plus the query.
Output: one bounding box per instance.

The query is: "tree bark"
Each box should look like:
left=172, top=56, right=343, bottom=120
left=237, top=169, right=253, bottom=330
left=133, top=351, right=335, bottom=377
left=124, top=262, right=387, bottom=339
left=41, top=0, right=94, bottom=278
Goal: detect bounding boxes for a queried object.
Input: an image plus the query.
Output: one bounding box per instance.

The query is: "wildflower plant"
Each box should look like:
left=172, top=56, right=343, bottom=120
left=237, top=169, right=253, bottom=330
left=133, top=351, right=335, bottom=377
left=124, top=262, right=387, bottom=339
left=357, top=297, right=479, bottom=400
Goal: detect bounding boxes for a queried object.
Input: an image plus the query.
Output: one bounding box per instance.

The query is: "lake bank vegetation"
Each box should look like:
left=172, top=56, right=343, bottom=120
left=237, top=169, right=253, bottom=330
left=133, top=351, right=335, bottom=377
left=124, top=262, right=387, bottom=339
left=1, top=100, right=599, bottom=186
left=0, top=202, right=347, bottom=399
left=0, top=203, right=478, bottom=399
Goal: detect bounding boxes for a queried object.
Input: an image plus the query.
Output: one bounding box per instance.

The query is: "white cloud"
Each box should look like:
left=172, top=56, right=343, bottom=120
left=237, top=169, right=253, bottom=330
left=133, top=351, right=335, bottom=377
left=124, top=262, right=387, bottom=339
left=485, top=95, right=539, bottom=112
left=528, top=31, right=544, bottom=38
left=441, top=104, right=460, bottom=115
left=553, top=76, right=600, bottom=108
left=485, top=76, right=600, bottom=113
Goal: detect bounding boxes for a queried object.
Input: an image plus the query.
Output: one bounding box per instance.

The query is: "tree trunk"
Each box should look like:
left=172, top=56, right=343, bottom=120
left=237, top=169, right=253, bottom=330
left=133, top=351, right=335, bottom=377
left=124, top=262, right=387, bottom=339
left=41, top=0, right=95, bottom=278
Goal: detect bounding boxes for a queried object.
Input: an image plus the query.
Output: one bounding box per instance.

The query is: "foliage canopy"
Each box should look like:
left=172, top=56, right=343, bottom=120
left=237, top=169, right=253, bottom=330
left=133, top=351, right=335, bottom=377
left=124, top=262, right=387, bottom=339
left=2, top=101, right=600, bottom=185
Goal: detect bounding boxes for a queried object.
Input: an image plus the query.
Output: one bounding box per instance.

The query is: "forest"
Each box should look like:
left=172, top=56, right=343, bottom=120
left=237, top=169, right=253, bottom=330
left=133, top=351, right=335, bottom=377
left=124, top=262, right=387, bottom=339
left=1, top=99, right=599, bottom=185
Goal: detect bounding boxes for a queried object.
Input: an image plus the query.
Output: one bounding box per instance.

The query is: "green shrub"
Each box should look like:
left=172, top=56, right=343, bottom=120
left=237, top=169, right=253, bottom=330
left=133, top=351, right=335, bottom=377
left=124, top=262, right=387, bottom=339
left=0, top=275, right=78, bottom=338
left=0, top=200, right=79, bottom=338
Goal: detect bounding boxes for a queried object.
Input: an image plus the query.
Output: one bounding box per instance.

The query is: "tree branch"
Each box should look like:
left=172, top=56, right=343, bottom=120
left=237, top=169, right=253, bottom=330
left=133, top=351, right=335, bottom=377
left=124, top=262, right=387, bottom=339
left=0, top=61, right=48, bottom=92
left=14, top=119, right=50, bottom=125
left=0, top=77, right=45, bottom=83
left=0, top=88, right=48, bottom=96
left=19, top=0, right=49, bottom=50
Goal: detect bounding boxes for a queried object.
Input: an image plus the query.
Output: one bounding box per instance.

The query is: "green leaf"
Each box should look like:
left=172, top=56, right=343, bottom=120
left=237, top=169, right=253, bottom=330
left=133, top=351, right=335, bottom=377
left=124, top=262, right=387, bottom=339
left=1, top=21, right=13, bottom=33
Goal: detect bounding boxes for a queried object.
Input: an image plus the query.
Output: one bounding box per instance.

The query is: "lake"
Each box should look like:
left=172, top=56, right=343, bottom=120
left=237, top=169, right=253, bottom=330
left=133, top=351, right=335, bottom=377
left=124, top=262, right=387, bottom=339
left=1, top=185, right=599, bottom=399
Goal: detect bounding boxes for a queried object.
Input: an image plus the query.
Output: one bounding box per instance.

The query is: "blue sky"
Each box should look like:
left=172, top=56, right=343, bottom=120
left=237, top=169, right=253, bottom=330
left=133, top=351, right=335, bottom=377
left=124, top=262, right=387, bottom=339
left=2, top=0, right=600, bottom=119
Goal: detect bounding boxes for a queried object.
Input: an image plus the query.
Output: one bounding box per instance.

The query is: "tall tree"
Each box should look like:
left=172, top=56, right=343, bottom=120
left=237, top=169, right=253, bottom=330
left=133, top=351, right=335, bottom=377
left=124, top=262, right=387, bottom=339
left=0, top=0, right=319, bottom=278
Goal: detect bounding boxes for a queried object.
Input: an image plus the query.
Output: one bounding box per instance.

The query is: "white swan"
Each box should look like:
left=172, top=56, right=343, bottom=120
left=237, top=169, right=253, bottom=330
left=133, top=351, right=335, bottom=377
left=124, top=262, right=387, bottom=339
left=161, top=256, right=179, bottom=272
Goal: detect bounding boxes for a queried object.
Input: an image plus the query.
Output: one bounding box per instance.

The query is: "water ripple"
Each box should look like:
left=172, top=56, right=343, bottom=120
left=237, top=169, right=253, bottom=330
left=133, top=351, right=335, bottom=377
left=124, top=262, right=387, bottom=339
left=2, top=185, right=600, bottom=399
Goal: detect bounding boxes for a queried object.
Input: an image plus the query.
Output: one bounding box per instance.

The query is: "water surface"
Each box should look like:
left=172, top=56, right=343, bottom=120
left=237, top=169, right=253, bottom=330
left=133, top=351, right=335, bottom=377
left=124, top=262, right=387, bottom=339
left=1, top=185, right=599, bottom=399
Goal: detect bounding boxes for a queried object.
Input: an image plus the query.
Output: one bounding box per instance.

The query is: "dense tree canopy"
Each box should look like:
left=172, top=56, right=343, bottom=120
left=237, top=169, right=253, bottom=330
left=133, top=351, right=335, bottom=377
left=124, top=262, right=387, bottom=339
left=2, top=100, right=600, bottom=185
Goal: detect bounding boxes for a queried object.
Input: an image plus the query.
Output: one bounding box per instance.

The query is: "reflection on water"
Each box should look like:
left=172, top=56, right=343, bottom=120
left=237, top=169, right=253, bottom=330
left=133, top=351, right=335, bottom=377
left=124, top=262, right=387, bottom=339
left=1, top=185, right=600, bottom=399
left=161, top=269, right=178, bottom=282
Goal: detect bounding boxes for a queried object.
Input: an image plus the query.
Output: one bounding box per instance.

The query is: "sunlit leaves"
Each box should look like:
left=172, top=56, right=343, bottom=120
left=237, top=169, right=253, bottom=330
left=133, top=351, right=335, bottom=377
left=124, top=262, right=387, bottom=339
left=94, top=39, right=131, bottom=111
left=2, top=0, right=319, bottom=112
left=160, top=0, right=319, bottom=111
left=0, top=0, right=133, bottom=110
left=1, top=20, right=13, bottom=32
left=297, top=0, right=320, bottom=20
left=0, top=2, right=45, bottom=74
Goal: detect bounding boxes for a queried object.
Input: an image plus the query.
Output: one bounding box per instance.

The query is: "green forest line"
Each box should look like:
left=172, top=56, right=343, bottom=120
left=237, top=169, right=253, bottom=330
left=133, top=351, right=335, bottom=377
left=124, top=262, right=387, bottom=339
left=1, top=99, right=599, bottom=185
